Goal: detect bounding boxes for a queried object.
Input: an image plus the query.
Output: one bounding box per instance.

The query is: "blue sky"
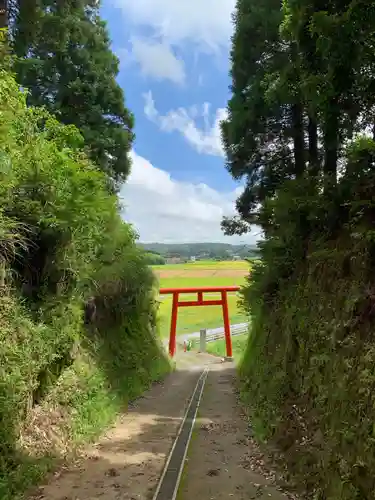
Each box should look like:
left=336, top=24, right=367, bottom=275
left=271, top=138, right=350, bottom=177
left=101, top=0, right=260, bottom=244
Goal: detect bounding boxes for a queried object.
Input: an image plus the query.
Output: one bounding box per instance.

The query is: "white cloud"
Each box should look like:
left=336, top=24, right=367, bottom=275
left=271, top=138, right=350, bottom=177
left=112, top=0, right=235, bottom=53
left=119, top=151, right=260, bottom=244
left=128, top=38, right=186, bottom=84
left=144, top=91, right=227, bottom=157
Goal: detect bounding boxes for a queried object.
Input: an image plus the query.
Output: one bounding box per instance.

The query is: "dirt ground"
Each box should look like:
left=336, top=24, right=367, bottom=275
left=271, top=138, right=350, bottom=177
left=179, top=363, right=290, bottom=500
left=29, top=361, right=202, bottom=500
left=29, top=352, right=294, bottom=500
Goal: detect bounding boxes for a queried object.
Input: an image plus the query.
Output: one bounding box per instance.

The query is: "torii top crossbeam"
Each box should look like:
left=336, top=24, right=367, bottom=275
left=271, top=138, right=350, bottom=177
left=159, top=286, right=240, bottom=358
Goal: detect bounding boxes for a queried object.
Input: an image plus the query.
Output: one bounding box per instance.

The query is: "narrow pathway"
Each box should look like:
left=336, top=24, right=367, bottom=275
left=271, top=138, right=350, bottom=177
left=29, top=352, right=218, bottom=500
left=179, top=363, right=287, bottom=500
left=29, top=352, right=292, bottom=500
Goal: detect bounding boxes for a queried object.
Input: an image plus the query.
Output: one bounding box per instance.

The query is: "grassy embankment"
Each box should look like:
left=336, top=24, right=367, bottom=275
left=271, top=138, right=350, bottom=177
left=205, top=334, right=248, bottom=362
left=0, top=70, right=170, bottom=500
left=153, top=260, right=250, bottom=337
left=239, top=224, right=375, bottom=498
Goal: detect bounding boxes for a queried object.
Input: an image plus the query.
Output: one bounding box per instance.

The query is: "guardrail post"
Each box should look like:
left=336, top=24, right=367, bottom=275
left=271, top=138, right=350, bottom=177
left=200, top=329, right=207, bottom=353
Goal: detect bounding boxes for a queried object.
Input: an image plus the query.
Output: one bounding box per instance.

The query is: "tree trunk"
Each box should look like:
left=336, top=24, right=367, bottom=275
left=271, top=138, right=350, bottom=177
left=13, top=0, right=40, bottom=57
left=323, top=101, right=339, bottom=192
left=308, top=115, right=319, bottom=177
left=0, top=263, right=5, bottom=287
left=0, top=0, right=7, bottom=29
left=292, top=101, right=305, bottom=177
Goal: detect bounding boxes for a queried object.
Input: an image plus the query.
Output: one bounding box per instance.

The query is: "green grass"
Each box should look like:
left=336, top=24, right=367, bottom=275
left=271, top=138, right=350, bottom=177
left=154, top=260, right=250, bottom=337
left=205, top=334, right=249, bottom=362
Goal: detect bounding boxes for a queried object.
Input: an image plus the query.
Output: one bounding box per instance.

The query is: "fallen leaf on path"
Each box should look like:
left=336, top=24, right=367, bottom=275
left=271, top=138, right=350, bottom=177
left=207, top=468, right=220, bottom=476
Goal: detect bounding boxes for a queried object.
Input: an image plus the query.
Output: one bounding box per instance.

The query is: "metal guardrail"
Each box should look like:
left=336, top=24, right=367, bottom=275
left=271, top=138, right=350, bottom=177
left=181, top=322, right=249, bottom=342
left=169, top=322, right=250, bottom=351
left=191, top=323, right=249, bottom=344
left=205, top=328, right=248, bottom=343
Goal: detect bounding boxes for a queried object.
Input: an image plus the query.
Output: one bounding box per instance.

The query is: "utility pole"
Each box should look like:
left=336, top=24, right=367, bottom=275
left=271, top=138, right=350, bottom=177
left=0, top=1, right=7, bottom=30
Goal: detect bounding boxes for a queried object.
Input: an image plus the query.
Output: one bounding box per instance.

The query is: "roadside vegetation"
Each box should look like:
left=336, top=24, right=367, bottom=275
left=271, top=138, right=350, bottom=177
left=0, top=65, right=169, bottom=500
left=0, top=3, right=170, bottom=498
left=205, top=334, right=248, bottom=362
left=223, top=0, right=375, bottom=498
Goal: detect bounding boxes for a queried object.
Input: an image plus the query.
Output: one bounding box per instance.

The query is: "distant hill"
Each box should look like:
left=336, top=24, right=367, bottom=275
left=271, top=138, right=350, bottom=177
left=138, top=242, right=259, bottom=261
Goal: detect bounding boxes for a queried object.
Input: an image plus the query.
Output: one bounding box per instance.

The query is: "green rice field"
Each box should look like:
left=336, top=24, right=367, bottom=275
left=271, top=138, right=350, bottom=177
left=153, top=260, right=250, bottom=337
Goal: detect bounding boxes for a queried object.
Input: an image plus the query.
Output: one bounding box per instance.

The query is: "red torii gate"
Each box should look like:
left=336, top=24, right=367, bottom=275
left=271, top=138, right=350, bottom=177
left=159, top=286, right=240, bottom=358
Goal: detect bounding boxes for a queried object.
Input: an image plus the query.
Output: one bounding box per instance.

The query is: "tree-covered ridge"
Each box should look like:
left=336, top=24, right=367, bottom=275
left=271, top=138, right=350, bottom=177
left=224, top=0, right=375, bottom=497
left=7, top=0, right=133, bottom=189
left=139, top=242, right=259, bottom=260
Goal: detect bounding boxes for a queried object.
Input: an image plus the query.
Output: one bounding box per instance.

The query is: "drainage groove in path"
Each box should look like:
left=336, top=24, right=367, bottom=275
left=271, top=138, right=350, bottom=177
left=152, top=368, right=209, bottom=500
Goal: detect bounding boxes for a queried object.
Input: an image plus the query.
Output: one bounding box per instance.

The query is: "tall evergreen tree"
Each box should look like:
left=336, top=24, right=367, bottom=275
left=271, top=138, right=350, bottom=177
left=223, top=0, right=375, bottom=236
left=282, top=0, right=375, bottom=191
left=11, top=0, right=134, bottom=188
left=221, top=0, right=299, bottom=235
